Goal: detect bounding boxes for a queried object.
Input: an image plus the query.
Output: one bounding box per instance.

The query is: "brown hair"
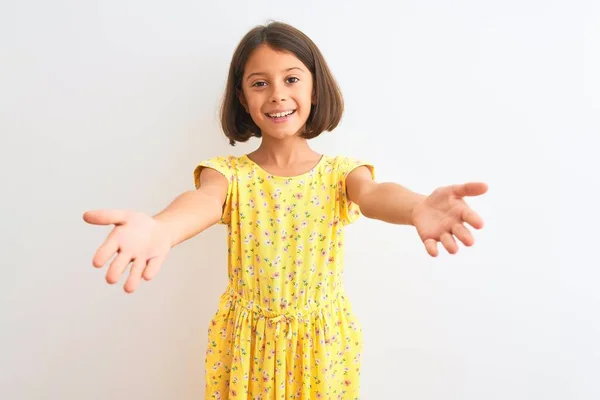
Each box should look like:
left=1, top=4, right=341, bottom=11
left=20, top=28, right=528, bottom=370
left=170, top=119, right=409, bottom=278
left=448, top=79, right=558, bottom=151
left=220, top=21, right=344, bottom=146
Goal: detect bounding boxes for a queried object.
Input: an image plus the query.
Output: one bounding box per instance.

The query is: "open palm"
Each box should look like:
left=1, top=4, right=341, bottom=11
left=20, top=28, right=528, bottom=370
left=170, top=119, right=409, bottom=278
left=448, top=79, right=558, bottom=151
left=412, top=182, right=488, bottom=257
left=83, top=210, right=172, bottom=293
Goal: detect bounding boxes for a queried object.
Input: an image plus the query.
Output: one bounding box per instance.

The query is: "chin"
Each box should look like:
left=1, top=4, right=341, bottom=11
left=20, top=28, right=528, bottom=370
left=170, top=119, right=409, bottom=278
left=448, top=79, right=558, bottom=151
left=264, top=131, right=299, bottom=140
left=259, top=125, right=306, bottom=140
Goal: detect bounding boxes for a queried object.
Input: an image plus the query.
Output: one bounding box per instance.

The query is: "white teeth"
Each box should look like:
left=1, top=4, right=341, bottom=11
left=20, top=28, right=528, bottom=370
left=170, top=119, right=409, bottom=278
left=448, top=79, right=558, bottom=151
left=268, top=110, right=294, bottom=118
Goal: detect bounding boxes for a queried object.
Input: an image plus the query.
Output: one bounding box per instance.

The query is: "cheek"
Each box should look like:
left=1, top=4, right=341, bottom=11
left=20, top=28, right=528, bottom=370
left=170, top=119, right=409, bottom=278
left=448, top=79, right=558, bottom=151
left=301, top=85, right=314, bottom=104
left=250, top=105, right=265, bottom=119
left=244, top=98, right=261, bottom=115
left=246, top=94, right=265, bottom=111
left=298, top=94, right=313, bottom=113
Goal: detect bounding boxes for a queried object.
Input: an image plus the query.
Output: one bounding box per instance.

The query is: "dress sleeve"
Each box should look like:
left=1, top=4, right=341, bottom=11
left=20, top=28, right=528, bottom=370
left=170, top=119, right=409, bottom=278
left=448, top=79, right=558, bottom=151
left=193, top=155, right=235, bottom=225
left=338, top=156, right=376, bottom=225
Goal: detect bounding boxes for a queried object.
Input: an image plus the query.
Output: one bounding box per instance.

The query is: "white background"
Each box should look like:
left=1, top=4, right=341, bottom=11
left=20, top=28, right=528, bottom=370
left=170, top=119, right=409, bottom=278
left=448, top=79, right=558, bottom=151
left=1, top=0, right=598, bottom=398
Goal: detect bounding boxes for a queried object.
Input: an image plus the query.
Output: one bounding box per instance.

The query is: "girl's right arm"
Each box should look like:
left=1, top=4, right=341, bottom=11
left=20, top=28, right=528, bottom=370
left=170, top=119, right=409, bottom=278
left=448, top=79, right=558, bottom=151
left=82, top=167, right=228, bottom=293
left=153, top=167, right=229, bottom=247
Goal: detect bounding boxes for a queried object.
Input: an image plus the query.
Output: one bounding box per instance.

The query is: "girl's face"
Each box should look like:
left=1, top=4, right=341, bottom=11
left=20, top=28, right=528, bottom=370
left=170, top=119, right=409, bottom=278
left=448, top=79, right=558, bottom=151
left=240, top=45, right=314, bottom=140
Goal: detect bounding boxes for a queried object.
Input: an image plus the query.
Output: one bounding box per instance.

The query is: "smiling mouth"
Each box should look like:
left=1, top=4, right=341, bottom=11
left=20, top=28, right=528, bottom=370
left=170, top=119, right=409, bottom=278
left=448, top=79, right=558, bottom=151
left=265, top=110, right=296, bottom=119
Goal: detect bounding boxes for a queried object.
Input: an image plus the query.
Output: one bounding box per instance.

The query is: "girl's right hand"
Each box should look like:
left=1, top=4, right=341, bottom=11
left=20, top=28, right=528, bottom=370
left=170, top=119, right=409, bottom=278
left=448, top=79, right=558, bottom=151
left=83, top=209, right=172, bottom=293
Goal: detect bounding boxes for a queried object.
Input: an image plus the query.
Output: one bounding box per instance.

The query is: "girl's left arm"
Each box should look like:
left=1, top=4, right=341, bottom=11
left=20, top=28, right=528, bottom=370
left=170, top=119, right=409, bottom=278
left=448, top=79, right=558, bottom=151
left=346, top=166, right=488, bottom=257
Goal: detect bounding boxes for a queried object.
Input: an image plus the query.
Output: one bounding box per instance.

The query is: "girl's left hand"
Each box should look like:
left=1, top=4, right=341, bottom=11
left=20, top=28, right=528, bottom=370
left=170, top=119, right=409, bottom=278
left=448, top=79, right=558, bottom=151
left=411, top=182, right=488, bottom=257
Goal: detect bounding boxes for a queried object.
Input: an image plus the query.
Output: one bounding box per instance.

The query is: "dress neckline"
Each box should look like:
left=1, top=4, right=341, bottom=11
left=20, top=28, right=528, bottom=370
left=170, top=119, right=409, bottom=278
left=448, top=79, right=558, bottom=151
left=242, top=154, right=326, bottom=180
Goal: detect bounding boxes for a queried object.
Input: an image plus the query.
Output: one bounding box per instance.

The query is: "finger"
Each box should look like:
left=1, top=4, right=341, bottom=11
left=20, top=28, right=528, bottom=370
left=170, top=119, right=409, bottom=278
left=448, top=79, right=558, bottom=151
left=124, top=258, right=146, bottom=293
left=452, top=182, right=488, bottom=198
left=462, top=208, right=484, bottom=230
left=92, top=231, right=119, bottom=268
left=452, top=223, right=474, bottom=247
left=106, top=251, right=132, bottom=284
left=143, top=255, right=166, bottom=281
left=83, top=209, right=129, bottom=226
left=440, top=233, right=458, bottom=254
left=423, top=238, right=439, bottom=257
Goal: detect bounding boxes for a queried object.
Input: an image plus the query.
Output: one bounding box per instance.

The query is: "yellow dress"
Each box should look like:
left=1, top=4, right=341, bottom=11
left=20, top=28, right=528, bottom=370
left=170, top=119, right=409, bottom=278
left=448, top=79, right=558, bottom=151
left=193, top=154, right=375, bottom=400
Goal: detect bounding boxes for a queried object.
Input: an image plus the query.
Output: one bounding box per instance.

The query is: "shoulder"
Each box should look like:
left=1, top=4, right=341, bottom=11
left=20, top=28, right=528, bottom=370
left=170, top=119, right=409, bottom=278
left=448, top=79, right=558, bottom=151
left=193, top=154, right=244, bottom=189
left=325, top=154, right=376, bottom=180
left=198, top=154, right=240, bottom=170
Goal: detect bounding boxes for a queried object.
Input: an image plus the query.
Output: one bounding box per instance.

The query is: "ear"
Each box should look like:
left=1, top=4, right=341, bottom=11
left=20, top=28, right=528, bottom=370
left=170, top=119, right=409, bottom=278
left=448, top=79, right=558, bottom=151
left=311, top=88, right=317, bottom=105
left=237, top=89, right=249, bottom=113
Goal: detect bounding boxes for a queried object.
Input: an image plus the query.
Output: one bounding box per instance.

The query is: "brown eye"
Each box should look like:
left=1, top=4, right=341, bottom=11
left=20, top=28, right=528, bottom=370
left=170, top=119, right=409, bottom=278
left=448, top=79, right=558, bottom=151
left=286, top=77, right=299, bottom=84
left=252, top=81, right=267, bottom=87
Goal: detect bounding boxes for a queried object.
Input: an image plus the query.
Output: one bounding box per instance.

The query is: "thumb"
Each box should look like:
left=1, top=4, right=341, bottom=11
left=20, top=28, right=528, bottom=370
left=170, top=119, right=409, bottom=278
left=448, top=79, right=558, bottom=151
left=83, top=209, right=130, bottom=226
left=451, top=182, right=488, bottom=198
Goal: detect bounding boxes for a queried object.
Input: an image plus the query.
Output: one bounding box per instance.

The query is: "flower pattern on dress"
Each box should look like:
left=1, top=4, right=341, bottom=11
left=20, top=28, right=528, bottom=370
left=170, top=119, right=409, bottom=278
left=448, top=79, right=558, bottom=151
left=193, top=154, right=375, bottom=399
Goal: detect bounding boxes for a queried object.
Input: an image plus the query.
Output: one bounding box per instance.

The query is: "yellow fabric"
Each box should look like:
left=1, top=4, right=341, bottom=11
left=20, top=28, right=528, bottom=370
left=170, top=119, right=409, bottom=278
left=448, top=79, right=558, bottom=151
left=193, top=154, right=375, bottom=399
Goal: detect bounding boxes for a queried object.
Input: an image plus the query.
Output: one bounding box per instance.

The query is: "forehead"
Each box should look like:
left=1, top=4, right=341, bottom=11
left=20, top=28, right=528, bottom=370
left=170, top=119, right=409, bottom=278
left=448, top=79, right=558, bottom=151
left=243, top=45, right=308, bottom=76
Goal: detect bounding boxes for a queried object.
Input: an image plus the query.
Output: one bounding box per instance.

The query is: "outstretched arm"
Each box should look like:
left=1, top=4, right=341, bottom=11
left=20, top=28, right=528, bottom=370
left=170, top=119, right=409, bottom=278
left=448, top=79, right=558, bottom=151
left=152, top=167, right=229, bottom=247
left=345, top=166, right=427, bottom=226
left=82, top=167, right=228, bottom=293
left=346, top=166, right=488, bottom=257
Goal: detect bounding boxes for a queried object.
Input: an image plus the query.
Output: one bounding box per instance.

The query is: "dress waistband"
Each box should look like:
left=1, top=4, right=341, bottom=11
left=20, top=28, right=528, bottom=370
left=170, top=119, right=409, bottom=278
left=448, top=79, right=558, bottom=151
left=224, top=285, right=342, bottom=340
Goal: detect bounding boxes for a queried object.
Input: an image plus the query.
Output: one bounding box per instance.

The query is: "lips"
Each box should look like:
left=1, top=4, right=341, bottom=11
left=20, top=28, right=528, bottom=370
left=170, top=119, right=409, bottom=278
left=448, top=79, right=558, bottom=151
left=265, top=110, right=296, bottom=119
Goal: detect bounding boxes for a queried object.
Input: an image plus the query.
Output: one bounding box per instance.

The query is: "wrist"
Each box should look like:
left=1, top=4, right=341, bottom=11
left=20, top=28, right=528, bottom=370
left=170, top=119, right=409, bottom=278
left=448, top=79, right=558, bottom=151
left=152, top=215, right=178, bottom=249
left=408, top=194, right=427, bottom=226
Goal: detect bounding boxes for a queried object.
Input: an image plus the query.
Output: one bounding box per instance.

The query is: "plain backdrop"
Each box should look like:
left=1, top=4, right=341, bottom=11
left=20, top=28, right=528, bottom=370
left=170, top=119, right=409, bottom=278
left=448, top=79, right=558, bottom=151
left=1, top=0, right=598, bottom=399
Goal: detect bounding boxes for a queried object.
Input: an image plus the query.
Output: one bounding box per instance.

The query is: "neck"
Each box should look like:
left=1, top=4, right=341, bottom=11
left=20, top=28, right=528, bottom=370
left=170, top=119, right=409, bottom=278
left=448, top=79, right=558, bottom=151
left=252, top=135, right=318, bottom=165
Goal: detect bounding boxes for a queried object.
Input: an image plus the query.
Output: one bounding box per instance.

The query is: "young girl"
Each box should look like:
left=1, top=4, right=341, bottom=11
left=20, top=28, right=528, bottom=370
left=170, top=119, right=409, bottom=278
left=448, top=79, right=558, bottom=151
left=83, top=21, right=487, bottom=399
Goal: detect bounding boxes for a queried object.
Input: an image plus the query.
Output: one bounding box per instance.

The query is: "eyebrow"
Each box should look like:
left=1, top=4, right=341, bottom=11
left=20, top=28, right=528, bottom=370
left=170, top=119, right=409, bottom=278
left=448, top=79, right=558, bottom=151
left=245, top=67, right=305, bottom=82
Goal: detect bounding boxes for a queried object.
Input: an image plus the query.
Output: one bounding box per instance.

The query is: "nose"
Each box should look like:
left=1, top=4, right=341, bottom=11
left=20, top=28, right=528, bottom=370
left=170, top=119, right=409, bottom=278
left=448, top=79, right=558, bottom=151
left=269, top=82, right=287, bottom=103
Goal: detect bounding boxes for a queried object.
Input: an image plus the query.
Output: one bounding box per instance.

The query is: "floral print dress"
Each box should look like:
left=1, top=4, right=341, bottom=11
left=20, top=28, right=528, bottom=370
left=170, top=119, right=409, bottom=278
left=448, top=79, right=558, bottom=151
left=193, top=154, right=375, bottom=400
